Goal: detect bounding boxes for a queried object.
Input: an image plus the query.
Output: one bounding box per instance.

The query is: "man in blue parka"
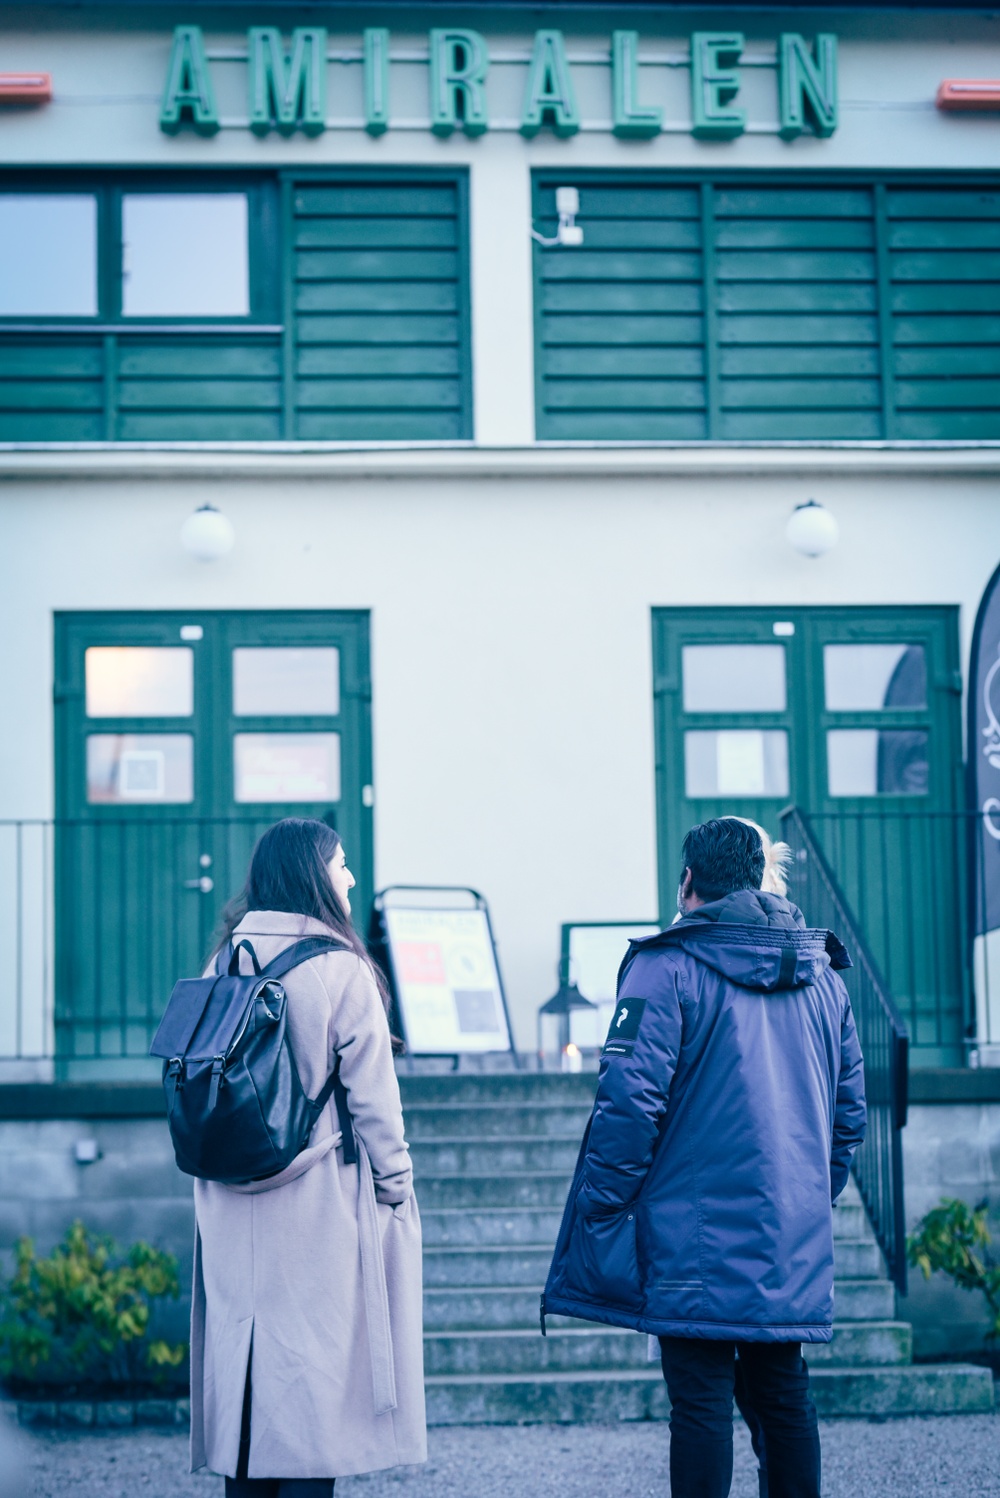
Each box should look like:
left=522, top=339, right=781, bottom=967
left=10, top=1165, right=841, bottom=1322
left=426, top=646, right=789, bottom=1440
left=542, top=819, right=866, bottom=1498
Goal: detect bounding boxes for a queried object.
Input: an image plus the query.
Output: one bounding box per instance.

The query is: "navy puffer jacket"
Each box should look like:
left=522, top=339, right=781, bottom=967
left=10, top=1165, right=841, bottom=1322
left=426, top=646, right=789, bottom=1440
left=543, top=890, right=867, bottom=1343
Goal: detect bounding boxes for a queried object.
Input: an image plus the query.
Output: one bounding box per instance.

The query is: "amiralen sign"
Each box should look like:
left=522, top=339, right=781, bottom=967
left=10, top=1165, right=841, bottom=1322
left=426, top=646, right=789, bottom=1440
left=161, top=26, right=838, bottom=140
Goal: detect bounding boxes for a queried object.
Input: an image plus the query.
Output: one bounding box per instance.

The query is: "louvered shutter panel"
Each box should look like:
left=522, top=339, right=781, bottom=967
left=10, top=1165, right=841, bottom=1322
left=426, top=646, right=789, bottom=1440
left=291, top=177, right=471, bottom=440
left=888, top=186, right=1000, bottom=440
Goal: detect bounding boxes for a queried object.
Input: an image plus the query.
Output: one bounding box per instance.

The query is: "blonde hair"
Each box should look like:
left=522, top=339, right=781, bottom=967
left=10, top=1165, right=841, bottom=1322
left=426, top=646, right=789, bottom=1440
left=729, top=818, right=792, bottom=898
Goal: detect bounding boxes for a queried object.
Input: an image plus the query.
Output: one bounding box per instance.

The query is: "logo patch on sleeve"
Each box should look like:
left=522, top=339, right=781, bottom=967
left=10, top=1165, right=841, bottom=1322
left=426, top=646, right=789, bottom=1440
left=602, top=996, right=647, bottom=1056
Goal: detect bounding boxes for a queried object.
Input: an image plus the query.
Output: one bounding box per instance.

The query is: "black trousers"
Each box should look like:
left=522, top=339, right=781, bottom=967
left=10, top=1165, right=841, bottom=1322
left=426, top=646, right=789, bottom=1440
left=659, top=1336, right=821, bottom=1498
left=224, top=1357, right=335, bottom=1498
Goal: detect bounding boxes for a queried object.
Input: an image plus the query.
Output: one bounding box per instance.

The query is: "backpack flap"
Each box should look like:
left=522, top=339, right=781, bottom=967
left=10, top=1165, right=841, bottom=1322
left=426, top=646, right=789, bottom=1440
left=149, top=977, right=219, bottom=1060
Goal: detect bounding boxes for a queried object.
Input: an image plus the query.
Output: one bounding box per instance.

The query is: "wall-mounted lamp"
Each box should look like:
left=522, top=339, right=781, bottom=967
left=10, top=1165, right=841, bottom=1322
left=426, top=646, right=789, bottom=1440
left=786, top=499, right=838, bottom=558
left=531, top=186, right=583, bottom=248
left=181, top=504, right=235, bottom=561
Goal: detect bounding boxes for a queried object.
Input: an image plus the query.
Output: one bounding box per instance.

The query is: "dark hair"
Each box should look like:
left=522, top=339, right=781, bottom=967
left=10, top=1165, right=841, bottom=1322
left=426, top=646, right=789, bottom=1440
left=681, top=818, right=766, bottom=903
left=215, top=818, right=399, bottom=1049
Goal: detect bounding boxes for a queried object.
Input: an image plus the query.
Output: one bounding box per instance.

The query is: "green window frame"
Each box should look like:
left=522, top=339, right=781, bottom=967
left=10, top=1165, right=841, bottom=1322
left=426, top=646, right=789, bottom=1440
left=533, top=170, right=1000, bottom=442
left=0, top=167, right=472, bottom=443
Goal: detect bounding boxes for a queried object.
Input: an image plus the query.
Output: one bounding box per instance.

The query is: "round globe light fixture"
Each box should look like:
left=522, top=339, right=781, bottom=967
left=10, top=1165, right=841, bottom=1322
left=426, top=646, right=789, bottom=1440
left=180, top=504, right=235, bottom=562
left=786, top=499, right=838, bottom=559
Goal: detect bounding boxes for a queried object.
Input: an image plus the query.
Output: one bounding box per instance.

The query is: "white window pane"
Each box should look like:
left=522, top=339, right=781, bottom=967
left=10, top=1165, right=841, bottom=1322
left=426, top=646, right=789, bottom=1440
left=682, top=645, right=786, bottom=713
left=122, top=194, right=249, bottom=317
left=824, top=645, right=927, bottom=711
left=234, top=733, right=341, bottom=803
left=0, top=195, right=97, bottom=316
left=233, top=648, right=340, bottom=716
left=87, top=734, right=193, bottom=803
left=827, top=729, right=929, bottom=796
left=85, top=647, right=194, bottom=718
left=684, top=730, right=789, bottom=798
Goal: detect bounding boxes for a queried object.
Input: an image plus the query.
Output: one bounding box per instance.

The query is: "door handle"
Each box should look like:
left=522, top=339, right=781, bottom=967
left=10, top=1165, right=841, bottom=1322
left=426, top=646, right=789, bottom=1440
left=183, top=876, right=215, bottom=893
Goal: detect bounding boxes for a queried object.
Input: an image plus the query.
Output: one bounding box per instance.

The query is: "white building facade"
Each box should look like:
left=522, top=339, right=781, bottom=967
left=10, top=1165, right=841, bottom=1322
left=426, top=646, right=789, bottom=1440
left=2, top=0, right=1000, bottom=1078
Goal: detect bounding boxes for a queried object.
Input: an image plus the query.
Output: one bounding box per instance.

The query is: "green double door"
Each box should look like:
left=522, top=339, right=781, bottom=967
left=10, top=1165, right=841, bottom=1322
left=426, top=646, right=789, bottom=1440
left=54, top=611, right=372, bottom=1076
left=653, top=607, right=965, bottom=1066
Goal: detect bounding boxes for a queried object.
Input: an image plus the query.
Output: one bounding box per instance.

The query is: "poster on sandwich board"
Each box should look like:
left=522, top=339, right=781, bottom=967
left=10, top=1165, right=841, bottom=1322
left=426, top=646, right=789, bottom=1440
left=381, top=896, right=514, bottom=1055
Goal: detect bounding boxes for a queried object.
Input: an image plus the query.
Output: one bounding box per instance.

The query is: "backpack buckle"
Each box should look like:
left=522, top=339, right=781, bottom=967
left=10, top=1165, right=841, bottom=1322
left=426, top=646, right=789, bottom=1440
left=208, top=1055, right=226, bottom=1111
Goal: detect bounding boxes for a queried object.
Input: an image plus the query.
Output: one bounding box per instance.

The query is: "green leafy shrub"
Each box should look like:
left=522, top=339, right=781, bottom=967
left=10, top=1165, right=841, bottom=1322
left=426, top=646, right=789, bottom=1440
left=0, top=1220, right=187, bottom=1394
left=906, top=1197, right=1000, bottom=1344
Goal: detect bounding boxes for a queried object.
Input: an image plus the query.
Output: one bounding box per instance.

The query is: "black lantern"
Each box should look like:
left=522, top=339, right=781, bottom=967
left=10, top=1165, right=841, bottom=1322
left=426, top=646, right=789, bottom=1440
left=537, top=974, right=597, bottom=1071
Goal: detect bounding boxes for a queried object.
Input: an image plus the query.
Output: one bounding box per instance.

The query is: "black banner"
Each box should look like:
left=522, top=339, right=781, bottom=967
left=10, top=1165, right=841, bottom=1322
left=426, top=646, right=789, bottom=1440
left=969, top=559, right=1000, bottom=936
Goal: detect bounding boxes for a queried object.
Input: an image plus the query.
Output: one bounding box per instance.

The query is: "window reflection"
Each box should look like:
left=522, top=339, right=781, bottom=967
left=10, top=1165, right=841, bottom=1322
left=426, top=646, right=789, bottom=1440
left=0, top=195, right=98, bottom=316
left=233, top=648, right=340, bottom=716
left=87, top=734, right=194, bottom=803
left=85, top=648, right=194, bottom=718
left=824, top=645, right=927, bottom=711
left=827, top=729, right=929, bottom=797
left=122, top=194, right=249, bottom=318
left=683, top=645, right=786, bottom=713
left=684, top=730, right=790, bottom=798
left=234, top=733, right=341, bottom=803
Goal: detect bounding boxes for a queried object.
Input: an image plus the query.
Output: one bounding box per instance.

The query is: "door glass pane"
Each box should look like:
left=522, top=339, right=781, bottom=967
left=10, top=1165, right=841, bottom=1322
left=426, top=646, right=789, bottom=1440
left=0, top=195, right=98, bottom=316
left=827, top=729, right=930, bottom=796
left=684, top=730, right=789, bottom=798
left=682, top=645, right=786, bottom=713
left=234, top=733, right=341, bottom=803
left=824, top=645, right=927, bottom=711
left=232, top=648, right=340, bottom=716
left=87, top=734, right=194, bottom=803
left=121, top=194, right=249, bottom=317
left=85, top=647, right=194, bottom=718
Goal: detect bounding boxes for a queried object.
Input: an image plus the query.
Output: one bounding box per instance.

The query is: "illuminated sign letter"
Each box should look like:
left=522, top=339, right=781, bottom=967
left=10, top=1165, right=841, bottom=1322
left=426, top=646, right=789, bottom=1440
left=429, top=29, right=489, bottom=136
left=779, top=33, right=838, bottom=138
left=364, top=27, right=390, bottom=135
left=520, top=30, right=580, bottom=138
left=160, top=25, right=219, bottom=135
left=248, top=27, right=327, bottom=136
left=691, top=32, right=745, bottom=139
left=612, top=31, right=662, bottom=139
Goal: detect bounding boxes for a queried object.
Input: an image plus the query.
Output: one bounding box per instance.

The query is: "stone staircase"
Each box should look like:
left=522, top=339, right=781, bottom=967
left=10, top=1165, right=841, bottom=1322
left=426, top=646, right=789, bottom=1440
left=400, top=1071, right=995, bottom=1423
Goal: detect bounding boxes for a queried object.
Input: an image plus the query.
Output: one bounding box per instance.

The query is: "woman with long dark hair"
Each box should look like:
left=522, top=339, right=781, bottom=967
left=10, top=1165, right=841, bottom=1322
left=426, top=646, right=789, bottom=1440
left=189, top=818, right=426, bottom=1496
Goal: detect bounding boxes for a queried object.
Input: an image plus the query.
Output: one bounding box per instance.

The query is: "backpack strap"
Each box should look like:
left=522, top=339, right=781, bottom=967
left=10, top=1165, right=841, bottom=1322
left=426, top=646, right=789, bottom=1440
left=216, top=940, right=262, bottom=977
left=258, top=935, right=359, bottom=1165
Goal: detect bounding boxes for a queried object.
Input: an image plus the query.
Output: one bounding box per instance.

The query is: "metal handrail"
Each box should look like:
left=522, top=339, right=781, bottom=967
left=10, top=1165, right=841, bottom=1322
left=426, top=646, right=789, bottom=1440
left=780, top=806, right=909, bottom=1296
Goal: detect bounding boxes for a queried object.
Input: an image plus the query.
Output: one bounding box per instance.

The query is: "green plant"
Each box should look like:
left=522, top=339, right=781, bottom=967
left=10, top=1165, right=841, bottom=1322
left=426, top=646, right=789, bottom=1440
left=0, top=1220, right=186, bottom=1392
left=906, top=1197, right=1000, bottom=1344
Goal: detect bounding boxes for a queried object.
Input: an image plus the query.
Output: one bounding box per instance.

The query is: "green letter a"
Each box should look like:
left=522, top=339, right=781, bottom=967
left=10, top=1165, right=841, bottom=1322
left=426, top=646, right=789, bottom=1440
left=160, top=26, right=219, bottom=136
left=520, top=30, right=579, bottom=138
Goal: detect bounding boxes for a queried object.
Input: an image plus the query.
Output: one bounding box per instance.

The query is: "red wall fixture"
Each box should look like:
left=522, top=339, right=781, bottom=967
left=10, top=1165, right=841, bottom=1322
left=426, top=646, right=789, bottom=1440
left=0, top=73, right=52, bottom=105
left=937, top=79, right=1000, bottom=111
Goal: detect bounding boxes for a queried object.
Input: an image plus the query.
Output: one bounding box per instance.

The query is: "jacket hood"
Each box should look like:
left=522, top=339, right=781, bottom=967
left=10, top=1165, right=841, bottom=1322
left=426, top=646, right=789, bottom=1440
left=630, top=890, right=852, bottom=993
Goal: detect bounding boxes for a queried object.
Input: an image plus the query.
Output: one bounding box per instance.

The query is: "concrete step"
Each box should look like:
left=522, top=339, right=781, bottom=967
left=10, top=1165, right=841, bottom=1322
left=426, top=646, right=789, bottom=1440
left=425, top=1369, right=668, bottom=1425
left=424, top=1280, right=895, bottom=1331
left=810, top=1364, right=995, bottom=1417
left=414, top=1173, right=572, bottom=1210
left=422, top=1241, right=885, bottom=1289
left=424, top=1327, right=649, bottom=1376
left=423, top=1320, right=914, bottom=1375
left=399, top=1073, right=598, bottom=1105
left=832, top=1278, right=896, bottom=1321
left=410, top=1137, right=581, bottom=1174
left=405, top=1104, right=592, bottom=1140
left=421, top=1208, right=564, bottom=1247
left=810, top=1321, right=912, bottom=1367
left=423, top=1363, right=995, bottom=1426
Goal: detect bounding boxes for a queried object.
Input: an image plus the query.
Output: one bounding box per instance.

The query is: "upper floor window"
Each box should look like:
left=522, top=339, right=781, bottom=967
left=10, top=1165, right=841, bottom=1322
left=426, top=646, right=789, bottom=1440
left=0, top=194, right=98, bottom=316
left=122, top=194, right=249, bottom=318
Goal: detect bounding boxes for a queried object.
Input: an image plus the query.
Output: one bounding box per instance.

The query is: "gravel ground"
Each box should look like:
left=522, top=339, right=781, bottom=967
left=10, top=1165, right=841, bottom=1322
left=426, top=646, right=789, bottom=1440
left=8, top=1413, right=1000, bottom=1498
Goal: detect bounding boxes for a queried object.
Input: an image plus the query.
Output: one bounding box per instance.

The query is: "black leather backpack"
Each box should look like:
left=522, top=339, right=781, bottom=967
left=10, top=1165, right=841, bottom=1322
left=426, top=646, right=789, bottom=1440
left=149, top=935, right=356, bottom=1184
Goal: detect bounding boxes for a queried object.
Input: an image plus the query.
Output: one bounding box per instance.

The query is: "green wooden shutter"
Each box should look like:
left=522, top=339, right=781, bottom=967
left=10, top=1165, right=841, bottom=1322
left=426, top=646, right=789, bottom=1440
left=713, top=185, right=881, bottom=440
left=887, top=186, right=1000, bottom=440
left=290, top=176, right=472, bottom=440
left=0, top=340, right=105, bottom=440
left=115, top=338, right=283, bottom=441
left=534, top=172, right=1000, bottom=443
left=533, top=181, right=706, bottom=439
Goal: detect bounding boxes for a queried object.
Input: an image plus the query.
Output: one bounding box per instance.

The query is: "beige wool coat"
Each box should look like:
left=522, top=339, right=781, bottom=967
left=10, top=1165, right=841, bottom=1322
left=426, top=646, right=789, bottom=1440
left=189, top=911, right=426, bottom=1481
